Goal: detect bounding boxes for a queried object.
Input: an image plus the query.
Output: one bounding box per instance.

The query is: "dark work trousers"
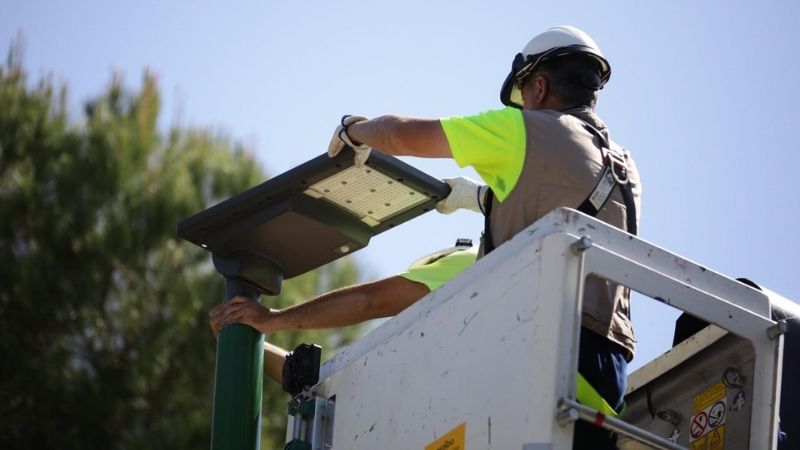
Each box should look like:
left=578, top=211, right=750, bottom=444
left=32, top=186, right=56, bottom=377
left=572, top=328, right=628, bottom=450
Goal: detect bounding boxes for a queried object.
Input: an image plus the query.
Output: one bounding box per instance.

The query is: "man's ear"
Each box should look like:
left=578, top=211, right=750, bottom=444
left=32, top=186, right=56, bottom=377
left=521, top=75, right=548, bottom=106
left=533, top=75, right=548, bottom=104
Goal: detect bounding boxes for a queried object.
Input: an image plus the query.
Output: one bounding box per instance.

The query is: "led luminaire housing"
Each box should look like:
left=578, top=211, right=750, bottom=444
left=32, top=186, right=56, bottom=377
left=177, top=148, right=449, bottom=287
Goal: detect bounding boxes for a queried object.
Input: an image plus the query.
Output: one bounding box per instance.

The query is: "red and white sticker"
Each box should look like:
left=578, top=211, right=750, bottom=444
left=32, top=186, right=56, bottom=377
left=690, top=382, right=727, bottom=444
left=690, top=411, right=708, bottom=440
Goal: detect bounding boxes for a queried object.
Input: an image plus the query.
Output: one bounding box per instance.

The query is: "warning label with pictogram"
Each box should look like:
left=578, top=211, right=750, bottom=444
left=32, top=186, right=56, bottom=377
left=708, top=400, right=726, bottom=428
left=690, top=382, right=727, bottom=443
left=708, top=426, right=725, bottom=450
left=690, top=425, right=725, bottom=450
left=690, top=412, right=708, bottom=440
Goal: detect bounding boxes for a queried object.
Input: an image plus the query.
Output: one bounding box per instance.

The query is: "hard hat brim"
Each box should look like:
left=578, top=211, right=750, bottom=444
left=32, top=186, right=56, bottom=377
left=500, top=70, right=524, bottom=108
left=499, top=47, right=611, bottom=108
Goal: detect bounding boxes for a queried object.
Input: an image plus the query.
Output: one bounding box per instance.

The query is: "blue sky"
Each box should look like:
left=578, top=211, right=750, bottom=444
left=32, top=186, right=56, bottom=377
left=4, top=0, right=799, bottom=370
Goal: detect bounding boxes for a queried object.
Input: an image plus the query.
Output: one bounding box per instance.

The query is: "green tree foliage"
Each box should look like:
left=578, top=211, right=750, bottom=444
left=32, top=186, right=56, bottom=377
left=0, top=44, right=364, bottom=450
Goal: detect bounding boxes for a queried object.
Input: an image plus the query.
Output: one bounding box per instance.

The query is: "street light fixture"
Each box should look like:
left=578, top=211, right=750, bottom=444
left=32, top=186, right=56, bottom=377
left=177, top=148, right=449, bottom=450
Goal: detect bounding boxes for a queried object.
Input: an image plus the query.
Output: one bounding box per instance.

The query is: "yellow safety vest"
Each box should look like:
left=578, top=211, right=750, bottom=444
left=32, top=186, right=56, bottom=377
left=576, top=372, right=623, bottom=417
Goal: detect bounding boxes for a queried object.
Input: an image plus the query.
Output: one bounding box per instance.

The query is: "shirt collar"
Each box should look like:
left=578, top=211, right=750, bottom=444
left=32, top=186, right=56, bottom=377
left=563, top=106, right=607, bottom=131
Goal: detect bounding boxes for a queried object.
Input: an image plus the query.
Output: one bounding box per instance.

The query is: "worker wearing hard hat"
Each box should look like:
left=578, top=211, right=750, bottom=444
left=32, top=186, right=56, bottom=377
left=327, top=25, right=641, bottom=450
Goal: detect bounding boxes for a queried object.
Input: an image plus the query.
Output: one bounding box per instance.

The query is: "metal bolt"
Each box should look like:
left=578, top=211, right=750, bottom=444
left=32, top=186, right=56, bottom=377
left=556, top=407, right=580, bottom=426
left=767, top=320, right=788, bottom=339
left=556, top=398, right=580, bottom=426
left=571, top=236, right=593, bottom=255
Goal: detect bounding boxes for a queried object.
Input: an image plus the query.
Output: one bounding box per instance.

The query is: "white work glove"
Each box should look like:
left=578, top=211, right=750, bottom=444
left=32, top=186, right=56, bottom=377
left=436, top=177, right=488, bottom=215
left=328, top=115, right=371, bottom=167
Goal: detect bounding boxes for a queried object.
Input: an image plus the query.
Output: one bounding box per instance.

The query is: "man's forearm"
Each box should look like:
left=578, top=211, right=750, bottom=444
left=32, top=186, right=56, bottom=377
left=268, top=276, right=430, bottom=332
left=346, top=115, right=452, bottom=158
left=263, top=341, right=288, bottom=384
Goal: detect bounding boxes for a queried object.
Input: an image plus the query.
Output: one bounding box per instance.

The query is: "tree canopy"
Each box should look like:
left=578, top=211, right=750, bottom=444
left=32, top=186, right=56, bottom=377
left=0, top=43, right=363, bottom=450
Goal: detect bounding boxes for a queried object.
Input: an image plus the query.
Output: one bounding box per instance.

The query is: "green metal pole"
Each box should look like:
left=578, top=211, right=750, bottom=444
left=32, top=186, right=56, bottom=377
left=210, top=280, right=264, bottom=450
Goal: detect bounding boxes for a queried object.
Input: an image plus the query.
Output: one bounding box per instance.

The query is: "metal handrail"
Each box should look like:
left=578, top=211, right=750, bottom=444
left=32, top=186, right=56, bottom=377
left=557, top=397, right=687, bottom=450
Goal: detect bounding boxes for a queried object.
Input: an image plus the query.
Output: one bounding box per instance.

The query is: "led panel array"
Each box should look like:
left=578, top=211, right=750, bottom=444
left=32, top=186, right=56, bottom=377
left=305, top=166, right=429, bottom=226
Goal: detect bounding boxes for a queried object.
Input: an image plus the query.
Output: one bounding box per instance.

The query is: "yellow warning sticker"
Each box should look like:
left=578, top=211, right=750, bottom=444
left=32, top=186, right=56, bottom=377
left=708, top=425, right=725, bottom=450
left=425, top=422, right=466, bottom=450
left=690, top=425, right=725, bottom=450
left=693, top=381, right=726, bottom=413
left=690, top=397, right=726, bottom=443
left=690, top=436, right=706, bottom=450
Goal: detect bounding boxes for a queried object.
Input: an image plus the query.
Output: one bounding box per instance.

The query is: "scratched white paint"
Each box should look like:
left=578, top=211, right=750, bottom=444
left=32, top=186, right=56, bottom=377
left=313, top=224, right=583, bottom=449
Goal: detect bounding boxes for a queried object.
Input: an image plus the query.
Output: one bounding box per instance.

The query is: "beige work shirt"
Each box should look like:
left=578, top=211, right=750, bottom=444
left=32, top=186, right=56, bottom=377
left=442, top=106, right=641, bottom=359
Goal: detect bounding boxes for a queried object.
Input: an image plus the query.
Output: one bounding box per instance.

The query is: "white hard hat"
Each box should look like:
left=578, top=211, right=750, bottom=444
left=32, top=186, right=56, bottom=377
left=408, top=239, right=473, bottom=269
left=500, top=25, right=611, bottom=108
